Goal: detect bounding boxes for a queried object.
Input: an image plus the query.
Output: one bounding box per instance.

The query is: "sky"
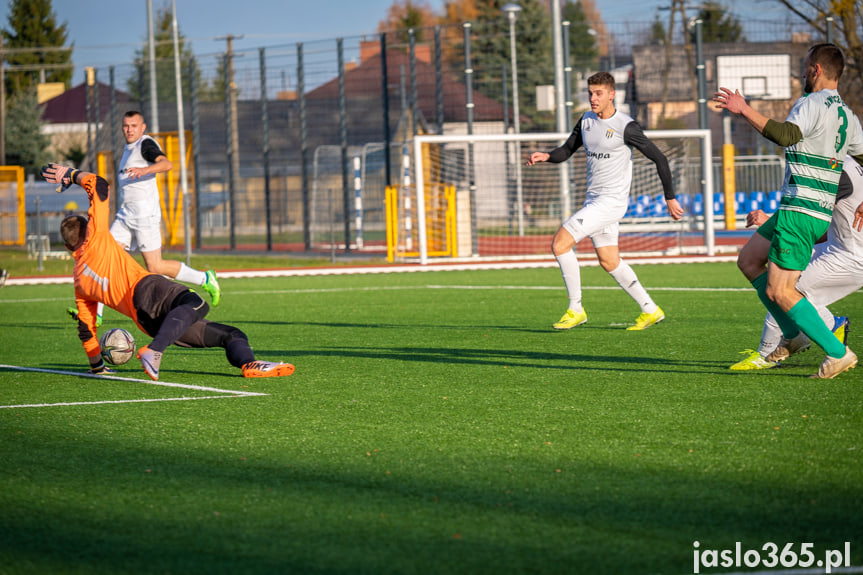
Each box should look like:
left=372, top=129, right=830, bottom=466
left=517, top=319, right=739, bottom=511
left=0, top=0, right=793, bottom=80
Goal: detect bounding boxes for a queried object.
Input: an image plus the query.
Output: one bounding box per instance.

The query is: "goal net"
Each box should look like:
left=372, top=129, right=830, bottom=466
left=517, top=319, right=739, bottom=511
left=405, top=130, right=715, bottom=264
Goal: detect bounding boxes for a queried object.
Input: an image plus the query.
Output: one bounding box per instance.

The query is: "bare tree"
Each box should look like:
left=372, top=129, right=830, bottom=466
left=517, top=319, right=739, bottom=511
left=775, top=0, right=862, bottom=112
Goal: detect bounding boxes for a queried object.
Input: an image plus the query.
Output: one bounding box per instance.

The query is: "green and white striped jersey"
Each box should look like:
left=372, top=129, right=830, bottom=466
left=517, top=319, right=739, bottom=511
left=780, top=89, right=863, bottom=221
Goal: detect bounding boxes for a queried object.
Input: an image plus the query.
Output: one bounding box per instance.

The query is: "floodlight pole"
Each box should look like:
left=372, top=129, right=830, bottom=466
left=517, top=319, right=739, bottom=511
left=502, top=3, right=524, bottom=236
left=147, top=0, right=159, bottom=133
left=171, top=0, right=191, bottom=264
left=551, top=0, right=571, bottom=218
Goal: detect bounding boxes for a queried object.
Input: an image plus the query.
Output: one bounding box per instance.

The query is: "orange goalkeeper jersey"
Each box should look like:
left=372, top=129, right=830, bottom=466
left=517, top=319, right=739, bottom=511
left=73, top=173, right=151, bottom=359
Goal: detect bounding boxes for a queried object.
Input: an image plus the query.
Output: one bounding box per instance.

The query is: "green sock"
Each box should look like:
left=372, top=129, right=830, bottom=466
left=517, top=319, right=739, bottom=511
left=787, top=298, right=846, bottom=358
left=751, top=273, right=799, bottom=338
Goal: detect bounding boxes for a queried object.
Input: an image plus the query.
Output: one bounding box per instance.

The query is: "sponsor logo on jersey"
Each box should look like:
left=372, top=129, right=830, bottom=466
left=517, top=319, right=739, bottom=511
left=586, top=151, right=611, bottom=159
left=830, top=157, right=839, bottom=170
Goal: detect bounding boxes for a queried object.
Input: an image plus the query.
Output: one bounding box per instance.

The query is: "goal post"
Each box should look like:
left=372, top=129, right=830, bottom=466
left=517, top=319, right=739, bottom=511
left=411, top=129, right=714, bottom=265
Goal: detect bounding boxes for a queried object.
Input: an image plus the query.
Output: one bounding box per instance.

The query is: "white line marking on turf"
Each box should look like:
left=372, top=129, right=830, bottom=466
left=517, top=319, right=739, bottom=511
left=0, top=364, right=267, bottom=409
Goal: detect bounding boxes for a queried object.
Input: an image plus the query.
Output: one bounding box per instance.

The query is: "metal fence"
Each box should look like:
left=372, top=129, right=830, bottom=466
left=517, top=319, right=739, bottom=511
left=62, top=16, right=828, bottom=256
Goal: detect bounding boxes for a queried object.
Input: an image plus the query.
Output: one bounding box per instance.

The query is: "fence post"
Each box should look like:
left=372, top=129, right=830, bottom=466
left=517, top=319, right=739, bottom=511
left=434, top=26, right=443, bottom=133
left=338, top=38, right=350, bottom=254
left=260, top=47, right=272, bottom=251
left=189, top=57, right=201, bottom=250
left=298, top=43, right=310, bottom=251
left=224, top=52, right=236, bottom=250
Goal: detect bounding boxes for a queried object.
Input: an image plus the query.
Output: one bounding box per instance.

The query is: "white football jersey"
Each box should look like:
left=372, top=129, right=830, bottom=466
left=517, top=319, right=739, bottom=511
left=828, top=156, right=863, bottom=258
left=781, top=90, right=863, bottom=221
left=116, top=135, right=163, bottom=225
left=579, top=111, right=635, bottom=209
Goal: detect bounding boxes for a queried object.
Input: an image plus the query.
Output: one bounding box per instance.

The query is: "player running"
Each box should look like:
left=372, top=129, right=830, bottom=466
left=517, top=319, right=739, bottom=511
left=43, top=163, right=294, bottom=381
left=526, top=71, right=684, bottom=330
left=730, top=155, right=863, bottom=370
left=715, top=43, right=863, bottom=379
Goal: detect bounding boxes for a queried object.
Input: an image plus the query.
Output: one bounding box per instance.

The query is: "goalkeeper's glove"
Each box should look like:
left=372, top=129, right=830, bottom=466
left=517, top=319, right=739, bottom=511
left=40, top=163, right=75, bottom=193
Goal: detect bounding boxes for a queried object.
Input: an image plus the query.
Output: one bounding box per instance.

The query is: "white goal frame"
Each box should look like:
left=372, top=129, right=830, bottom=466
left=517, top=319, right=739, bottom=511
left=411, top=129, right=715, bottom=265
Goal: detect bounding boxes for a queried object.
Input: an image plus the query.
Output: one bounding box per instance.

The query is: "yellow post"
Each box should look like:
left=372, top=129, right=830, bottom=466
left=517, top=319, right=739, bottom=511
left=385, top=185, right=396, bottom=262
left=722, top=143, right=736, bottom=230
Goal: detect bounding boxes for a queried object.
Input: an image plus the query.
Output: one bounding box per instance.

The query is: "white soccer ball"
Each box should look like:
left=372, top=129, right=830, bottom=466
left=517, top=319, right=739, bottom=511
left=99, top=328, right=136, bottom=366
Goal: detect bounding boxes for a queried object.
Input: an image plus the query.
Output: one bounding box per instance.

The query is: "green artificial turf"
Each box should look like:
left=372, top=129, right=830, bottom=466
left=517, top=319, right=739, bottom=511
left=0, top=262, right=860, bottom=574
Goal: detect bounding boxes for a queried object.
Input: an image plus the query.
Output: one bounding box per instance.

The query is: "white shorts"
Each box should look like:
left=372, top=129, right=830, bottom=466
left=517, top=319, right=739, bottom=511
left=562, top=199, right=627, bottom=249
left=797, top=242, right=863, bottom=306
left=110, top=217, right=163, bottom=253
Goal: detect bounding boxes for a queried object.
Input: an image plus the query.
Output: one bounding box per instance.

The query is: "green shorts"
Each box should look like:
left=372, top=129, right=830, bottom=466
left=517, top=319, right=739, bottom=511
left=756, top=209, right=828, bottom=271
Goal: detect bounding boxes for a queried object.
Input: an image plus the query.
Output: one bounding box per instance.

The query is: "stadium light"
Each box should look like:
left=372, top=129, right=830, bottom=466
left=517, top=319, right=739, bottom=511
left=502, top=3, right=525, bottom=236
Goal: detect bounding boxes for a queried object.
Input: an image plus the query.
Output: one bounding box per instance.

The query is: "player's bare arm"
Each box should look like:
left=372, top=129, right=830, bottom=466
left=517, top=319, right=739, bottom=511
left=525, top=152, right=550, bottom=166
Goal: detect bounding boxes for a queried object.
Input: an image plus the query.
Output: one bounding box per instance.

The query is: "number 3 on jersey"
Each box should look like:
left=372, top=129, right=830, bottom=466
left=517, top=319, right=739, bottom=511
left=835, top=107, right=848, bottom=153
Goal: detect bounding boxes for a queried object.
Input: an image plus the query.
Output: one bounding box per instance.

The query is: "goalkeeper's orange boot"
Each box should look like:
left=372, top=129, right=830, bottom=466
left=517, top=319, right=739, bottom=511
left=242, top=361, right=295, bottom=378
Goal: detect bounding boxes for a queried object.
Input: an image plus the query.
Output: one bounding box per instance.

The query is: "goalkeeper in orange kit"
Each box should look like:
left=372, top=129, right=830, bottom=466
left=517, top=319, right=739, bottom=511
left=42, top=163, right=295, bottom=381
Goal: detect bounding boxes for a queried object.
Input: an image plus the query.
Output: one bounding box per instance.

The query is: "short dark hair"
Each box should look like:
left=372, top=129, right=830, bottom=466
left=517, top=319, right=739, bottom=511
left=587, top=71, right=615, bottom=91
left=60, top=214, right=87, bottom=250
left=124, top=110, right=145, bottom=121
left=808, top=43, right=844, bottom=81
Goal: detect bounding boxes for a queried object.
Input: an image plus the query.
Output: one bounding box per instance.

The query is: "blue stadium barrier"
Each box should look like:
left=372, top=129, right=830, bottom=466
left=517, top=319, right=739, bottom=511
left=765, top=198, right=779, bottom=212
left=651, top=200, right=668, bottom=217
left=769, top=190, right=782, bottom=203
left=713, top=192, right=725, bottom=215
left=691, top=193, right=703, bottom=215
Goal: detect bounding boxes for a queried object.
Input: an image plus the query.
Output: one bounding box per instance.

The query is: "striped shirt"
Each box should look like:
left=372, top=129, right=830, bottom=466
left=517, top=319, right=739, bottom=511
left=780, top=89, right=863, bottom=221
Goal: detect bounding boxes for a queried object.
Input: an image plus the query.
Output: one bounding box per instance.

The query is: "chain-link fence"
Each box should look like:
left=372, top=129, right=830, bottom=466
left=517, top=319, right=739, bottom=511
left=62, top=15, right=841, bottom=256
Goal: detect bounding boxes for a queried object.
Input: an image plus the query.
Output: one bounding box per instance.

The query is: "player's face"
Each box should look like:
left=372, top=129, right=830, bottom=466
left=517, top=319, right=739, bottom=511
left=588, top=84, right=615, bottom=118
left=122, top=115, right=146, bottom=144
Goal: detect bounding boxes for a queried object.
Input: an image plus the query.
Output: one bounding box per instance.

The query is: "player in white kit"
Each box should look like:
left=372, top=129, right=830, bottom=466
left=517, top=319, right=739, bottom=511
left=68, top=111, right=221, bottom=326
left=715, top=43, right=863, bottom=378
left=731, top=155, right=863, bottom=369
left=526, top=71, right=684, bottom=330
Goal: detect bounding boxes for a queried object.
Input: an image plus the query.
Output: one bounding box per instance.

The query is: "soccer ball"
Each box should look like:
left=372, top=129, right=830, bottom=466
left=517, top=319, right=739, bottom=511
left=99, top=328, right=136, bottom=366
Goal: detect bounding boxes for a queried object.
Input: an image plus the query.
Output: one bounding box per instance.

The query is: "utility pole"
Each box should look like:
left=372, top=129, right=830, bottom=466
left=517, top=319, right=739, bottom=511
left=0, top=36, right=5, bottom=165
left=218, top=34, right=242, bottom=221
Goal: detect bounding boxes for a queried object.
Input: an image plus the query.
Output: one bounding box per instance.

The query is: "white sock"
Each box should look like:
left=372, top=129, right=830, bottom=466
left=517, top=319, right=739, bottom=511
left=815, top=304, right=835, bottom=332
left=97, top=301, right=104, bottom=318
left=175, top=263, right=207, bottom=286
left=758, top=313, right=782, bottom=357
left=609, top=261, right=657, bottom=314
left=555, top=251, right=582, bottom=312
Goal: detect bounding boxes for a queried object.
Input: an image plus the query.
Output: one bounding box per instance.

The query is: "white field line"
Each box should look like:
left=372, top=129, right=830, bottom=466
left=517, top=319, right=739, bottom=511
left=1, top=255, right=739, bottom=287
left=0, top=364, right=267, bottom=409
left=0, top=284, right=760, bottom=304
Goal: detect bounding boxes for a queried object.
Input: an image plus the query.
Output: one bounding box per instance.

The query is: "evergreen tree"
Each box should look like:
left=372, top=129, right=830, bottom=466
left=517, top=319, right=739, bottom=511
left=690, top=1, right=744, bottom=43
left=126, top=5, right=205, bottom=104
left=563, top=1, right=598, bottom=73
left=5, top=87, right=49, bottom=174
left=1, top=0, right=72, bottom=97
left=463, top=0, right=553, bottom=130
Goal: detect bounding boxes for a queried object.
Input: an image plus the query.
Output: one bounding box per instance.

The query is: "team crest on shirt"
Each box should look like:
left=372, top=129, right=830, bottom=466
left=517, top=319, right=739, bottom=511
left=606, top=129, right=614, bottom=139
left=829, top=157, right=839, bottom=170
